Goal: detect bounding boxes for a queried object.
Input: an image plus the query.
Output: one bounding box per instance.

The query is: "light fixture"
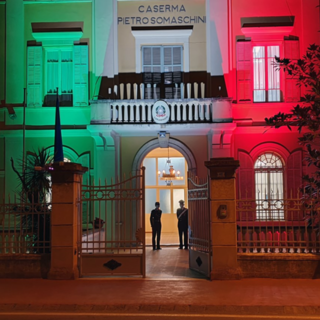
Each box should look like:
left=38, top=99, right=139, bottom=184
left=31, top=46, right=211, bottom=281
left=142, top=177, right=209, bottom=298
left=157, top=148, right=183, bottom=186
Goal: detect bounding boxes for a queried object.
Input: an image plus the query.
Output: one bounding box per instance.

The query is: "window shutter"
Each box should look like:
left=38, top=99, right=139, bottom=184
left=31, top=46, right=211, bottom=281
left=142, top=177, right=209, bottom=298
left=73, top=45, right=88, bottom=106
left=143, top=47, right=151, bottom=67
left=237, top=151, right=255, bottom=220
left=173, top=47, right=182, bottom=66
left=153, top=47, right=161, bottom=67
left=286, top=150, right=302, bottom=220
left=284, top=40, right=300, bottom=102
left=237, top=41, right=252, bottom=103
left=27, top=46, right=42, bottom=107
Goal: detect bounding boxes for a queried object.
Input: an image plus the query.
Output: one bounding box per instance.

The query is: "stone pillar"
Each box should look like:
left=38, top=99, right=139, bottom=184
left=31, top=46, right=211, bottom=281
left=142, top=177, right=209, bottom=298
left=48, top=162, right=87, bottom=280
left=205, top=157, right=241, bottom=280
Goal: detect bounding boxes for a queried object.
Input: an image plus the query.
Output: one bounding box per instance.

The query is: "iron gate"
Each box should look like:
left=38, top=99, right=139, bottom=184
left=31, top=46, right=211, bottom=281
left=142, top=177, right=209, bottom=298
left=188, top=172, right=211, bottom=278
left=78, top=168, right=145, bottom=277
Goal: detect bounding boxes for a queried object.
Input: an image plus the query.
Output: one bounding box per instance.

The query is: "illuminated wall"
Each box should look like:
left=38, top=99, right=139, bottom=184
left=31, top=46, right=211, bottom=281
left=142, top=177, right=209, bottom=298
left=1, top=0, right=320, bottom=199
left=117, top=0, right=206, bottom=73
left=0, top=3, right=5, bottom=102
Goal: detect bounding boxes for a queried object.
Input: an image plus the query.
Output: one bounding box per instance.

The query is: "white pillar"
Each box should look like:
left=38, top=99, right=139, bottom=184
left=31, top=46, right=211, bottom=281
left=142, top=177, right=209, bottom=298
left=141, top=104, right=146, bottom=122
left=135, top=105, right=140, bottom=122
left=147, top=104, right=152, bottom=121
left=130, top=104, right=134, bottom=122
left=182, top=103, right=187, bottom=121
left=188, top=104, right=193, bottom=121
left=126, top=83, right=131, bottom=100
left=124, top=104, right=128, bottom=122
left=171, top=104, right=176, bottom=122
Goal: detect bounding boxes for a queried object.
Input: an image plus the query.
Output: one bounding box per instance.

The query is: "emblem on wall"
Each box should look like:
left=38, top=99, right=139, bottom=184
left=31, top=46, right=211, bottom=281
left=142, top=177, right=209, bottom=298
left=152, top=100, right=170, bottom=124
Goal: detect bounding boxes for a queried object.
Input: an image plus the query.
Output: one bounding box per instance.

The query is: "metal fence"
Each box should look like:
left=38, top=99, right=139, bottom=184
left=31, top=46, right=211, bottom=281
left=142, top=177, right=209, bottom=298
left=79, top=168, right=146, bottom=276
left=0, top=195, right=51, bottom=254
left=236, top=196, right=320, bottom=254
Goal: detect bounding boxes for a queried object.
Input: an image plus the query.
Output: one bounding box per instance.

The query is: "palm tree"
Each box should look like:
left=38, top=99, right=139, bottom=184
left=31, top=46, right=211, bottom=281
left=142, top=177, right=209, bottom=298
left=10, top=147, right=51, bottom=253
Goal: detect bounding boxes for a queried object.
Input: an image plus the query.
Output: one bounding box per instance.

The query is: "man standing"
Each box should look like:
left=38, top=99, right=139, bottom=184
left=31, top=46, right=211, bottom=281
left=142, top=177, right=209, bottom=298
left=150, top=202, right=162, bottom=250
left=176, top=199, right=188, bottom=250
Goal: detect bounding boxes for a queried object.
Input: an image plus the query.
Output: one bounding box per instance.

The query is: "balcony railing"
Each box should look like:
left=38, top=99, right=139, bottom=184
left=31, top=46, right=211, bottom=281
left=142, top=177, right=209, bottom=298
left=90, top=98, right=232, bottom=124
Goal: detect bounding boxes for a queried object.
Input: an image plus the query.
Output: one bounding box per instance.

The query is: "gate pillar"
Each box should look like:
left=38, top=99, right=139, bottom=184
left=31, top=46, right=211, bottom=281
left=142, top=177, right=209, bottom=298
left=48, top=162, right=87, bottom=280
left=205, top=157, right=241, bottom=280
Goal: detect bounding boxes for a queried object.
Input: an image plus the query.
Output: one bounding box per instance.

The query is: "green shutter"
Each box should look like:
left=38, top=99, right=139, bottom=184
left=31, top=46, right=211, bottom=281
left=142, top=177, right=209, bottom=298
left=73, top=45, right=88, bottom=106
left=27, top=46, right=43, bottom=107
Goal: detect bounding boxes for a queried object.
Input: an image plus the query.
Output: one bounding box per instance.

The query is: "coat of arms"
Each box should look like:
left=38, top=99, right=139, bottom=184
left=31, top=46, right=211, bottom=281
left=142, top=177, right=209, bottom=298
left=152, top=100, right=170, bottom=124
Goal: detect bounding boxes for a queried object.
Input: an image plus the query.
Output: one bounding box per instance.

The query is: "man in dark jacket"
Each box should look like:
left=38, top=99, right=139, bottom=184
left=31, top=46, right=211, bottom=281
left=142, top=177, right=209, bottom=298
left=176, top=199, right=188, bottom=249
left=150, top=202, right=162, bottom=250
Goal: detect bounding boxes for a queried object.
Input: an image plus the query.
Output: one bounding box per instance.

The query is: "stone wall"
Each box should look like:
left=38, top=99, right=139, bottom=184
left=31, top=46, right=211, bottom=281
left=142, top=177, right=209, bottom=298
left=0, top=255, right=50, bottom=279
left=238, top=254, right=320, bottom=279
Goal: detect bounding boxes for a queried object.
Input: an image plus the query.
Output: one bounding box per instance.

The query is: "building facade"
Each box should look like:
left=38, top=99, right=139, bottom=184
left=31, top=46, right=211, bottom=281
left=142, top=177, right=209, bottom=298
left=1, top=0, right=319, bottom=234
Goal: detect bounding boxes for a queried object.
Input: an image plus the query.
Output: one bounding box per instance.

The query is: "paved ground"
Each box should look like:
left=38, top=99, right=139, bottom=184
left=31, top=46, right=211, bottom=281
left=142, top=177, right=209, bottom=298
left=1, top=245, right=320, bottom=318
left=2, top=312, right=320, bottom=319
left=146, top=247, right=205, bottom=279
left=1, top=277, right=320, bottom=317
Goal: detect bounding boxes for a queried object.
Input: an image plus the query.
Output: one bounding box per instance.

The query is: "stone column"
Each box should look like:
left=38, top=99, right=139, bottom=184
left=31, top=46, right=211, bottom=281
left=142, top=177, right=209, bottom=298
left=48, top=162, right=87, bottom=280
left=205, top=157, right=241, bottom=280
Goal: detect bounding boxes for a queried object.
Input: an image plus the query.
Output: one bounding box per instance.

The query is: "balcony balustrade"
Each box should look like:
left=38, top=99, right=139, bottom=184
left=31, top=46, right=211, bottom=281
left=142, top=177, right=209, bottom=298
left=90, top=97, right=232, bottom=125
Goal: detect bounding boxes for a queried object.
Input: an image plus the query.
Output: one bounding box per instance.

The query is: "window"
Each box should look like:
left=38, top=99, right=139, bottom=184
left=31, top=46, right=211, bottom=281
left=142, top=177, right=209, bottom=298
left=45, top=48, right=73, bottom=106
left=27, top=45, right=88, bottom=107
left=253, top=45, right=280, bottom=102
left=254, top=153, right=284, bottom=220
left=237, top=40, right=300, bottom=103
left=142, top=45, right=183, bottom=99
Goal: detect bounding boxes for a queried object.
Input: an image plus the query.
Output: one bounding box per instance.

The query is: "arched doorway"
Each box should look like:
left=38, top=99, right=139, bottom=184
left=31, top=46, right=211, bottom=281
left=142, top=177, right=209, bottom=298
left=132, top=137, right=197, bottom=247
left=132, top=138, right=197, bottom=175
left=132, top=139, right=207, bottom=279
left=143, top=147, right=187, bottom=245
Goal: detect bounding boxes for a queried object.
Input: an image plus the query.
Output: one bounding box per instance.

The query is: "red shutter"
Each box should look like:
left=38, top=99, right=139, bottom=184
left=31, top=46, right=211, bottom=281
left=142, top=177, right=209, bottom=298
left=284, top=40, right=300, bottom=102
left=237, top=151, right=255, bottom=220
left=286, top=150, right=302, bottom=220
left=237, top=41, right=252, bottom=103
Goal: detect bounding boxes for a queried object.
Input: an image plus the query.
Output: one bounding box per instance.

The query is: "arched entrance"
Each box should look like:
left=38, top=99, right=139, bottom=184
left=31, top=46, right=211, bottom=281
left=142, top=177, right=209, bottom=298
left=131, top=139, right=209, bottom=279
left=143, top=147, right=187, bottom=245
left=132, top=137, right=197, bottom=246
left=132, top=138, right=197, bottom=174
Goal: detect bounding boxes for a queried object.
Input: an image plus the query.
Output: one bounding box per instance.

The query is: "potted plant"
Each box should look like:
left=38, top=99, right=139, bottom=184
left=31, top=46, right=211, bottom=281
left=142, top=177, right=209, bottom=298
left=93, top=217, right=105, bottom=229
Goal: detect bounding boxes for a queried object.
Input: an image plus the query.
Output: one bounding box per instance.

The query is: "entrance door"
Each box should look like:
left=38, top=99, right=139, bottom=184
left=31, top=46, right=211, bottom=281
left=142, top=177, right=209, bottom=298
left=188, top=171, right=211, bottom=278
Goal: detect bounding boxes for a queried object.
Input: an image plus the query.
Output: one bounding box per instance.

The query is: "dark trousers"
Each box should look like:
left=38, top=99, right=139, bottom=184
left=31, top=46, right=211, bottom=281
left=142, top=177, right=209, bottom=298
left=178, top=225, right=188, bottom=249
left=152, top=223, right=161, bottom=249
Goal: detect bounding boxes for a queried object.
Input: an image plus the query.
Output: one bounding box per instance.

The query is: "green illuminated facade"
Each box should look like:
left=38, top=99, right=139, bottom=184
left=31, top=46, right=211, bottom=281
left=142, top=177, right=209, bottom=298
left=1, top=0, right=116, bottom=201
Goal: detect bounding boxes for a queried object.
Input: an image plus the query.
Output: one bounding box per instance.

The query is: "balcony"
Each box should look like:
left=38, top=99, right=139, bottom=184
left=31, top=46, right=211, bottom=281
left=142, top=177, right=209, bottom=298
left=90, top=97, right=233, bottom=125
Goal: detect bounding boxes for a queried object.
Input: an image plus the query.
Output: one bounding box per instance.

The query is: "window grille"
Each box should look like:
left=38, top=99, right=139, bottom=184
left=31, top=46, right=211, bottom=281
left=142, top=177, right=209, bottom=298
left=254, top=153, right=284, bottom=220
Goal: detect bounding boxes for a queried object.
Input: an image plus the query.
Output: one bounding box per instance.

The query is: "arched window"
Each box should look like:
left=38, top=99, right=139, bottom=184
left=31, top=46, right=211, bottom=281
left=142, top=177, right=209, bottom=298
left=254, top=153, right=284, bottom=220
